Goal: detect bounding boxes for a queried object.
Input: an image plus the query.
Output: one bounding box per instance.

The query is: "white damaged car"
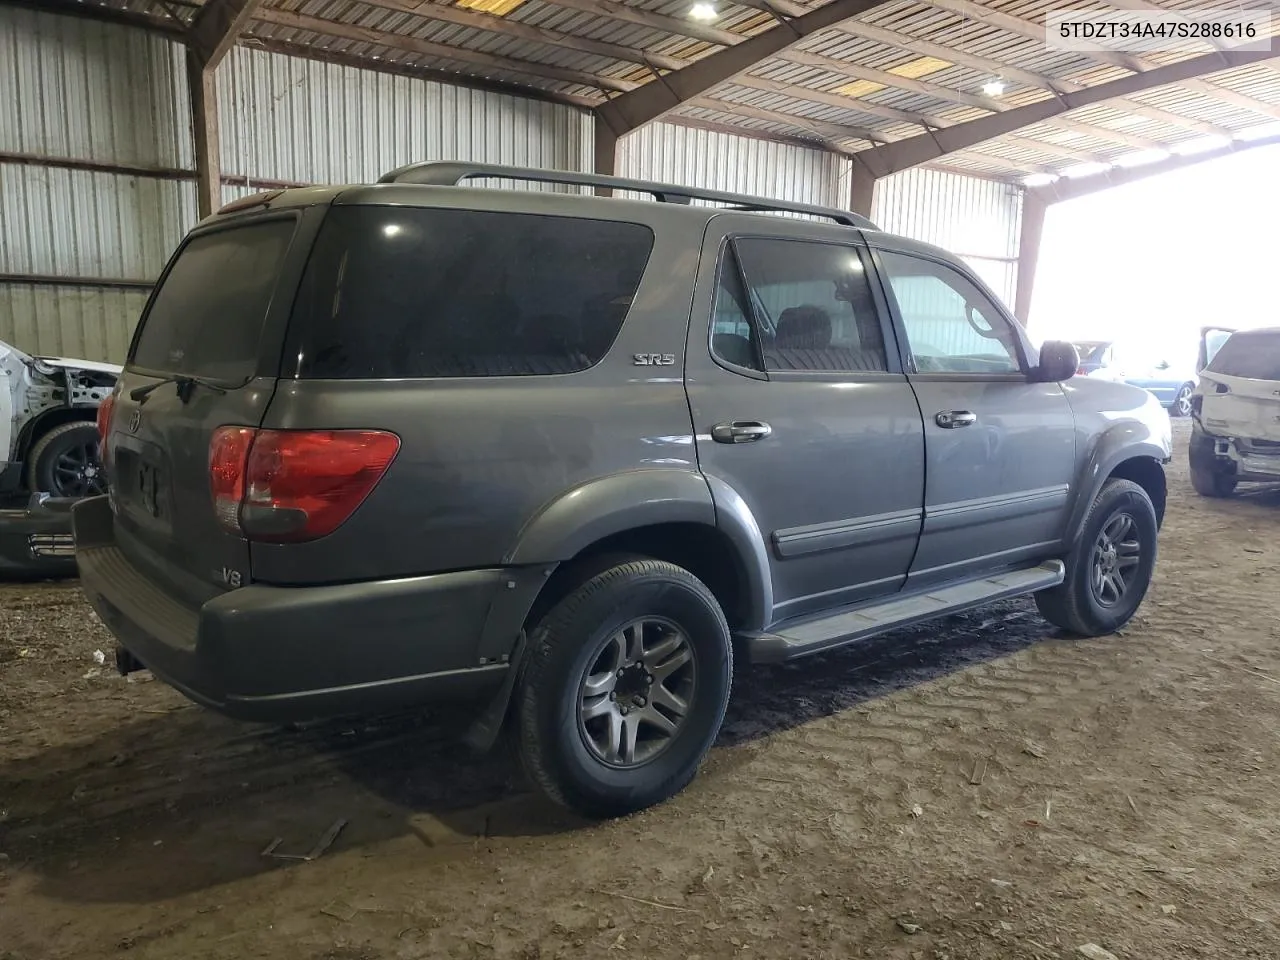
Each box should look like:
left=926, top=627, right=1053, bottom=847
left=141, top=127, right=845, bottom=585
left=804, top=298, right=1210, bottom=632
left=1188, top=325, right=1280, bottom=497
left=1, top=338, right=120, bottom=501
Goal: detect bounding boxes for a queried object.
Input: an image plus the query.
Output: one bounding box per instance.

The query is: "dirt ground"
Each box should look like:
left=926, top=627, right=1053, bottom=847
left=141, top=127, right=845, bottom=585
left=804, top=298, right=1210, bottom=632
left=3, top=418, right=1280, bottom=960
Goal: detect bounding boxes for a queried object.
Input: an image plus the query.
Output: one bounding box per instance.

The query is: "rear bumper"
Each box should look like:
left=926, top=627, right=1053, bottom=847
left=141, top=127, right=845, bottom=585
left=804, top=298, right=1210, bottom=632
left=73, top=496, right=537, bottom=723
left=0, top=494, right=77, bottom=576
left=1191, top=423, right=1280, bottom=483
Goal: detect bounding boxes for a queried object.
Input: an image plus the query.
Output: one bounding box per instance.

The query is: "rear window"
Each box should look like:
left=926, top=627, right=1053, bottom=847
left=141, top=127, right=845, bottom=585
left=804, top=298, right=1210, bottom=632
left=131, top=219, right=296, bottom=381
left=1206, top=331, right=1280, bottom=381
left=290, top=206, right=654, bottom=379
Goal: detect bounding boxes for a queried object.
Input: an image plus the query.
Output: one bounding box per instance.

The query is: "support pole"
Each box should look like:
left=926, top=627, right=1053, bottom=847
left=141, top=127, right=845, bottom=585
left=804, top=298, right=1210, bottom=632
left=184, top=0, right=262, bottom=219
left=593, top=121, right=619, bottom=197
left=1014, top=190, right=1047, bottom=327
left=850, top=161, right=876, bottom=219
left=187, top=49, right=221, bottom=220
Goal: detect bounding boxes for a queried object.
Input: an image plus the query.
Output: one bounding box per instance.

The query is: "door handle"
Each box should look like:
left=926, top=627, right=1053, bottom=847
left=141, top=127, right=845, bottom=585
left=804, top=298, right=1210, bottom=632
left=935, top=410, right=977, bottom=429
left=711, top=420, right=772, bottom=444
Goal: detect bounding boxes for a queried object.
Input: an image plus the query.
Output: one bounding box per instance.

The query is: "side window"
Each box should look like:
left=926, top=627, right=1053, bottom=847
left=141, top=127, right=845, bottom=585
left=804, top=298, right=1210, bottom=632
left=725, top=239, right=888, bottom=374
left=709, top=250, right=763, bottom=371
left=878, top=251, right=1022, bottom=375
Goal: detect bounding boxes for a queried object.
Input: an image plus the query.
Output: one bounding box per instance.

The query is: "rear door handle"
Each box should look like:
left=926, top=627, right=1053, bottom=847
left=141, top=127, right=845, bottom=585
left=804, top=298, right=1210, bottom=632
left=935, top=410, right=977, bottom=429
left=711, top=420, right=772, bottom=444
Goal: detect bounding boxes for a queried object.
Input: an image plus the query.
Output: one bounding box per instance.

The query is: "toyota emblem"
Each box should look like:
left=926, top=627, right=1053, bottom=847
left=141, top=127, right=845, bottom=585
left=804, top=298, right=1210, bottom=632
left=127, top=409, right=142, bottom=433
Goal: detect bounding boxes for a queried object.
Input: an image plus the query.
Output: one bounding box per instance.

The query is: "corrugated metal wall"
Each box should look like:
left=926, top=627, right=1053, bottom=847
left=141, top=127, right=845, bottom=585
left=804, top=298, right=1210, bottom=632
left=870, top=167, right=1022, bottom=310
left=217, top=46, right=593, bottom=204
left=0, top=6, right=191, bottom=360
left=618, top=122, right=848, bottom=208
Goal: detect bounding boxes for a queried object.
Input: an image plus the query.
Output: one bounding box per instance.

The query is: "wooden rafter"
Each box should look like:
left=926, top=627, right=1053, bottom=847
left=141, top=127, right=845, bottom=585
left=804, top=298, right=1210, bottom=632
left=252, top=7, right=637, bottom=94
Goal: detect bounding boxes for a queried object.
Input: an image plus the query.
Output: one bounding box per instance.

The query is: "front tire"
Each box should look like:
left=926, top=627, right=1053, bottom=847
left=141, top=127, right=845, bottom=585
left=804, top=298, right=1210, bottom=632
left=25, top=421, right=106, bottom=498
left=516, top=558, right=732, bottom=818
left=1036, top=478, right=1158, bottom=637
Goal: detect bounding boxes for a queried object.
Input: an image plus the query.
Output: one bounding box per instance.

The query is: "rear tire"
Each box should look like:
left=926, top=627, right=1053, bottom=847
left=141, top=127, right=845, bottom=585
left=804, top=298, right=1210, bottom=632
left=516, top=557, right=732, bottom=818
left=1171, top=383, right=1194, bottom=418
left=1190, top=461, right=1237, bottom=498
left=1036, top=478, right=1158, bottom=637
left=25, top=421, right=105, bottom=498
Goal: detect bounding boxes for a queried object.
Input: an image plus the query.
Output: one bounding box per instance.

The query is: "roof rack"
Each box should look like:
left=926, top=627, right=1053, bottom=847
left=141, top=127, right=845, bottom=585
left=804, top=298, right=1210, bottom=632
left=376, top=162, right=876, bottom=229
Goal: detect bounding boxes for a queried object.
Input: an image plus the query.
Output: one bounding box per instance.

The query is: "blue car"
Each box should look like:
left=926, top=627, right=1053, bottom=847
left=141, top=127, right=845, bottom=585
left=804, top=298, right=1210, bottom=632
left=1072, top=340, right=1199, bottom=417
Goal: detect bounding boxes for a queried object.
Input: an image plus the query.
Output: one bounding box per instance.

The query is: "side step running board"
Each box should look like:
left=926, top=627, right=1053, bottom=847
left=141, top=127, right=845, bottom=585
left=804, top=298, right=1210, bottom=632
left=748, top=560, right=1065, bottom=664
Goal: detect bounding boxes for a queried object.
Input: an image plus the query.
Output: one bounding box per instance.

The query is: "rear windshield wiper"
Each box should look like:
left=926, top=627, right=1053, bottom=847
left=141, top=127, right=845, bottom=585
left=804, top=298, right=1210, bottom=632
left=130, top=374, right=229, bottom=403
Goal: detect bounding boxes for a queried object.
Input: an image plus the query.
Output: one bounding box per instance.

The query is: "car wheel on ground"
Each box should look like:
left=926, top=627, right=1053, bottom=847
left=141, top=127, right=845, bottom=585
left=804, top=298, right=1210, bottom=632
left=1171, top=382, right=1195, bottom=418
left=1035, top=478, right=1158, bottom=637
left=515, top=557, right=733, bottom=818
left=1190, top=462, right=1237, bottom=498
left=25, top=421, right=106, bottom=498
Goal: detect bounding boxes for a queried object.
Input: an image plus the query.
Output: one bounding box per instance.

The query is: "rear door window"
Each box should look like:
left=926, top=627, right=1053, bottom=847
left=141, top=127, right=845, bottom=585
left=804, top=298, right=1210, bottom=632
left=290, top=206, right=654, bottom=378
left=710, top=238, right=888, bottom=374
left=130, top=218, right=297, bottom=381
left=1206, top=331, right=1280, bottom=380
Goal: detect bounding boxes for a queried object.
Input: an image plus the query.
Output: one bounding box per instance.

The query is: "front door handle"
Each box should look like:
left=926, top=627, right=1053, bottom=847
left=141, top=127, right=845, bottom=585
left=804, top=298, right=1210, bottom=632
left=935, top=410, right=977, bottom=429
left=711, top=420, right=772, bottom=444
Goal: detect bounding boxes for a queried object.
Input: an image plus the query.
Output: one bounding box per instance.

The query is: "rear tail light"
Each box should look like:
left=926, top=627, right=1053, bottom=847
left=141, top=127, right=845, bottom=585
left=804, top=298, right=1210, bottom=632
left=210, top=427, right=256, bottom=532
left=96, top=393, right=116, bottom=469
left=96, top=393, right=115, bottom=442
left=209, top=427, right=400, bottom=542
left=1075, top=366, right=1086, bottom=376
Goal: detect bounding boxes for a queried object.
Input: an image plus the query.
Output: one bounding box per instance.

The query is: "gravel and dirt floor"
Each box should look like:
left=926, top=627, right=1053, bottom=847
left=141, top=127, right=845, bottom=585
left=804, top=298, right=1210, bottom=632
left=3, top=418, right=1280, bottom=960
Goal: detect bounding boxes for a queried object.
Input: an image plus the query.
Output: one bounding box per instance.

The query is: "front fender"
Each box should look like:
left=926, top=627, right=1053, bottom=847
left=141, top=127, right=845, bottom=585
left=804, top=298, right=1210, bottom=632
left=1063, top=424, right=1169, bottom=546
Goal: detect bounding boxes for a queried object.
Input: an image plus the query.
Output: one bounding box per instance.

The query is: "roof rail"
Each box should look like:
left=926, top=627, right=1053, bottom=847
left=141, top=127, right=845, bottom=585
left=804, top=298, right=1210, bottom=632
left=376, top=161, right=876, bottom=229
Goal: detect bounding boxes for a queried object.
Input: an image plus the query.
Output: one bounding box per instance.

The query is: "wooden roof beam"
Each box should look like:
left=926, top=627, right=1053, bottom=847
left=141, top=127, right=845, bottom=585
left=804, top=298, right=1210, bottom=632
left=352, top=0, right=689, bottom=73
left=189, top=0, right=262, bottom=70
left=594, top=0, right=892, bottom=135
left=253, top=7, right=638, bottom=94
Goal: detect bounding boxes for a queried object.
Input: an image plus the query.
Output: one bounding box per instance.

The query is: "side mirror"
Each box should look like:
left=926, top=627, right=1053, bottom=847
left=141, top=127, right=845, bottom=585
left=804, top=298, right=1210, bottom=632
left=1036, top=340, right=1079, bottom=383
left=1156, top=360, right=1170, bottom=371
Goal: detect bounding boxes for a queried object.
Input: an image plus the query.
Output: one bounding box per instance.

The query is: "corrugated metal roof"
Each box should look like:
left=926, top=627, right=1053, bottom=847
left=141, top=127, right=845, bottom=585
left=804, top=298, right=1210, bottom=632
left=33, top=0, right=1280, bottom=184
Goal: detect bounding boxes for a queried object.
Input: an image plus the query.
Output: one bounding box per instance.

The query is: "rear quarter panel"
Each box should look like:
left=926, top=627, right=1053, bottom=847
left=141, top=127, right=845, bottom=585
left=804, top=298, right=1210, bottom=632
left=253, top=196, right=705, bottom=585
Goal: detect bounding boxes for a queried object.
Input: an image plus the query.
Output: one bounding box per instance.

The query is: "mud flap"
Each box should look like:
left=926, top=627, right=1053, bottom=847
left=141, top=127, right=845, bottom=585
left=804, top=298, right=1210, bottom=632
left=463, top=629, right=528, bottom=754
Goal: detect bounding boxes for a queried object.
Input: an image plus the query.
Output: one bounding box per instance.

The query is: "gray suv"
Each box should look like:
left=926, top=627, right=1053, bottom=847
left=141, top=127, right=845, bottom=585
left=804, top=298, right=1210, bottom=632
left=75, top=163, right=1171, bottom=818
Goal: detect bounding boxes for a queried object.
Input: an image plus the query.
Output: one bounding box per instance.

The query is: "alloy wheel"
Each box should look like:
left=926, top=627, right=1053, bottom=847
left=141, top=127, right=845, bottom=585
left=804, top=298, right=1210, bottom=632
left=52, top=439, right=106, bottom=498
left=1090, top=511, right=1141, bottom=607
left=577, top=618, right=697, bottom=767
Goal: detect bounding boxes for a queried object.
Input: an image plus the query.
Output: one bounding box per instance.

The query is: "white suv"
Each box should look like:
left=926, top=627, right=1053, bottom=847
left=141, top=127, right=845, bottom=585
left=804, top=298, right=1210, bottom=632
left=1, top=339, right=120, bottom=501
left=1189, top=326, right=1280, bottom=496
